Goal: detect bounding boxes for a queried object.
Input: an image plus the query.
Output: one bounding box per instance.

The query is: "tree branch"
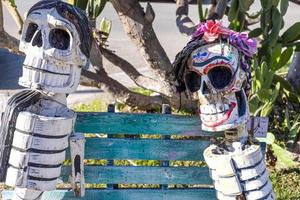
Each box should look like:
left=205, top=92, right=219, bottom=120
left=0, top=0, right=20, bottom=52
left=0, top=0, right=4, bottom=32
left=100, top=46, right=173, bottom=96
left=82, top=70, right=164, bottom=110
left=82, top=38, right=165, bottom=110
left=2, top=0, right=23, bottom=34
left=207, top=0, right=227, bottom=20
left=110, top=0, right=175, bottom=95
left=175, top=0, right=196, bottom=36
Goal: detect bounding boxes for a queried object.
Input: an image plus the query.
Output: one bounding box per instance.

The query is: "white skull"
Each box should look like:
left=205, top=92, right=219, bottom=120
left=186, top=42, right=249, bottom=131
left=19, top=1, right=91, bottom=93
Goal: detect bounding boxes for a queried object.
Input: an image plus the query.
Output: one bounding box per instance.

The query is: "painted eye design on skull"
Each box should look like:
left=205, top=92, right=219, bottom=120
left=25, top=23, right=38, bottom=42
left=49, top=29, right=70, bottom=50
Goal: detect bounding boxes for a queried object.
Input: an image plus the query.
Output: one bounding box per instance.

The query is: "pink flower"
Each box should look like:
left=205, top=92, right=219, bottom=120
left=203, top=20, right=221, bottom=42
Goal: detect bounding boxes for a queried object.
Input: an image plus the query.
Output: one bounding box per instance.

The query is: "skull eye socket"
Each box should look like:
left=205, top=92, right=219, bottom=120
left=25, top=23, right=38, bottom=42
left=49, top=29, right=70, bottom=50
left=208, top=66, right=232, bottom=90
left=185, top=71, right=201, bottom=93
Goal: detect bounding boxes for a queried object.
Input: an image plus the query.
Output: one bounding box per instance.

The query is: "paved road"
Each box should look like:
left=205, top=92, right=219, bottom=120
left=1, top=1, right=300, bottom=106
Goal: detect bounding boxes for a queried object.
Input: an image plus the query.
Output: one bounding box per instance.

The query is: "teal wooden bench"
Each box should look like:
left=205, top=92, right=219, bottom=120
left=2, top=105, right=267, bottom=200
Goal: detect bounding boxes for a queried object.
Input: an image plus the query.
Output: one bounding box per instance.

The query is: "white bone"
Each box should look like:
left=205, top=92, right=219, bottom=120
left=12, top=130, right=69, bottom=151
left=245, top=180, right=274, bottom=199
left=70, top=132, right=85, bottom=197
left=8, top=148, right=66, bottom=168
left=204, top=144, right=263, bottom=174
left=242, top=169, right=269, bottom=191
left=214, top=175, right=243, bottom=195
left=6, top=167, right=58, bottom=191
left=210, top=159, right=267, bottom=181
left=12, top=188, right=43, bottom=200
left=16, top=111, right=75, bottom=137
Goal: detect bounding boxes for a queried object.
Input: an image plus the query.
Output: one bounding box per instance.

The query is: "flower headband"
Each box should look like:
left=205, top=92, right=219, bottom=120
left=192, top=20, right=257, bottom=57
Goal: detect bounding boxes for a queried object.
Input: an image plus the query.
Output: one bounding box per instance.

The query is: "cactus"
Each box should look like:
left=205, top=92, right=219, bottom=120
left=87, top=0, right=107, bottom=20
left=68, top=0, right=89, bottom=10
left=68, top=0, right=107, bottom=24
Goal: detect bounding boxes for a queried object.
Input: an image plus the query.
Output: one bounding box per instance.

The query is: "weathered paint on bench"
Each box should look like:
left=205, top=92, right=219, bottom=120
left=61, top=166, right=212, bottom=185
left=73, top=138, right=210, bottom=161
left=75, top=112, right=219, bottom=136
left=2, top=189, right=217, bottom=200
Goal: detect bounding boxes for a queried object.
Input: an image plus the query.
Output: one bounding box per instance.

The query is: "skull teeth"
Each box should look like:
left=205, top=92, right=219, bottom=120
left=21, top=67, right=69, bottom=88
left=200, top=104, right=227, bottom=115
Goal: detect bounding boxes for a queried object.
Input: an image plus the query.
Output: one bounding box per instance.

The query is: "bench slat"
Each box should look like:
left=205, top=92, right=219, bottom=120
left=61, top=166, right=213, bottom=185
left=75, top=112, right=217, bottom=136
left=81, top=138, right=210, bottom=161
left=2, top=189, right=217, bottom=200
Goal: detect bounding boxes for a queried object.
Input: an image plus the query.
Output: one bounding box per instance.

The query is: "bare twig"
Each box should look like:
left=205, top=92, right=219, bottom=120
left=2, top=0, right=23, bottom=34
left=175, top=0, right=196, bottom=36
left=110, top=0, right=175, bottom=96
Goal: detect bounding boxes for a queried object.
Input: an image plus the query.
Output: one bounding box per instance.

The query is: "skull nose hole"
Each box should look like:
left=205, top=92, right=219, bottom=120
left=32, top=30, right=43, bottom=47
left=202, top=81, right=209, bottom=94
left=208, top=66, right=232, bottom=90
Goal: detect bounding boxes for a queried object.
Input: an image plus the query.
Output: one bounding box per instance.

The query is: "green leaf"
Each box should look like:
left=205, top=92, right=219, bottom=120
left=68, top=0, right=88, bottom=10
left=270, top=43, right=282, bottom=71
left=239, top=0, right=254, bottom=12
left=282, top=22, right=300, bottom=43
left=99, top=17, right=112, bottom=38
left=273, top=74, right=293, bottom=91
left=257, top=132, right=275, bottom=144
left=260, top=0, right=273, bottom=9
left=270, top=82, right=280, bottom=103
left=257, top=89, right=273, bottom=102
left=273, top=0, right=280, bottom=7
left=277, top=47, right=294, bottom=70
left=228, top=0, right=239, bottom=22
left=249, top=28, right=263, bottom=38
left=260, top=102, right=274, bottom=117
left=272, top=143, right=297, bottom=168
left=88, top=0, right=107, bottom=19
left=280, top=0, right=289, bottom=16
left=8, top=0, right=16, bottom=8
left=269, top=7, right=282, bottom=47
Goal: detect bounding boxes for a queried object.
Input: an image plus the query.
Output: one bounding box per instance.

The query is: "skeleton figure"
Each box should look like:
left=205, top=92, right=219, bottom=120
left=0, top=1, right=92, bottom=199
left=173, top=21, right=275, bottom=199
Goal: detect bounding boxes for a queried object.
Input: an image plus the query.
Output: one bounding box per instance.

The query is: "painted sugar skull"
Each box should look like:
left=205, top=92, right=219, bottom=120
left=173, top=21, right=257, bottom=132
left=19, top=0, right=92, bottom=93
left=187, top=42, right=248, bottom=131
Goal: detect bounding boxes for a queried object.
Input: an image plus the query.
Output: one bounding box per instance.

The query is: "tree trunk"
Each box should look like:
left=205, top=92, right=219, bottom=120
left=110, top=0, right=175, bottom=97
